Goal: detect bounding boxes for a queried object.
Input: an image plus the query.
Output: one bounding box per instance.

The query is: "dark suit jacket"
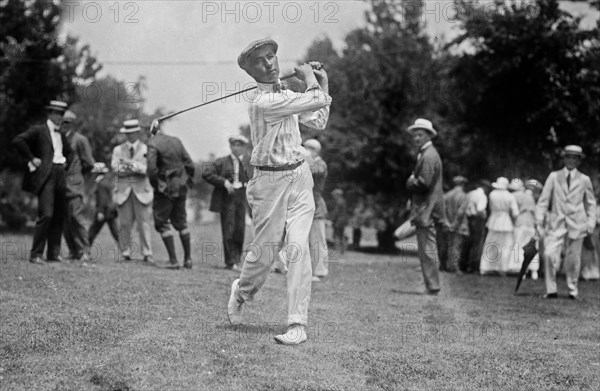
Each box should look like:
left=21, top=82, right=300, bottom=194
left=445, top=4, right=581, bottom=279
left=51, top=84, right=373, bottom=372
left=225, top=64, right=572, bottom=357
left=12, top=122, right=72, bottom=195
left=65, top=131, right=95, bottom=198
left=147, top=133, right=195, bottom=198
left=406, top=144, right=446, bottom=228
left=203, top=155, right=249, bottom=213
left=95, top=171, right=117, bottom=218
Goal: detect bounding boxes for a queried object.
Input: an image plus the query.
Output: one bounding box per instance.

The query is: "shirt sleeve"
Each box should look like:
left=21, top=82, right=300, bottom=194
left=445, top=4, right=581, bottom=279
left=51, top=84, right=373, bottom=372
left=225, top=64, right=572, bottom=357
left=262, top=89, right=332, bottom=126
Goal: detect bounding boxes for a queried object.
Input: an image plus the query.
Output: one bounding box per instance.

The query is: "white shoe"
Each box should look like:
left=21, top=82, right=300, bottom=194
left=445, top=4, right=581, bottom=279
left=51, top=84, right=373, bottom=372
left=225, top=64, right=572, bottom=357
left=274, top=324, right=307, bottom=345
left=227, top=279, right=243, bottom=325
left=311, top=276, right=321, bottom=282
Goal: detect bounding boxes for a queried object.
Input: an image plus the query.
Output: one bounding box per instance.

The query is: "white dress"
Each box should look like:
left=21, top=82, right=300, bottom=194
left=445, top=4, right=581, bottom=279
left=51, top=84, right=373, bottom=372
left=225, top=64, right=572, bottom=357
left=480, top=189, right=519, bottom=274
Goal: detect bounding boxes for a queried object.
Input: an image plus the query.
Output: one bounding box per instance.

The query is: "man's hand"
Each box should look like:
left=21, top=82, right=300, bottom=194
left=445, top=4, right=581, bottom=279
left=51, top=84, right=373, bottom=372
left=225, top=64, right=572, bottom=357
left=97, top=212, right=105, bottom=222
left=294, top=63, right=318, bottom=88
left=588, top=225, right=595, bottom=235
left=224, top=180, right=234, bottom=195
left=309, top=61, right=329, bottom=91
left=31, top=158, right=41, bottom=168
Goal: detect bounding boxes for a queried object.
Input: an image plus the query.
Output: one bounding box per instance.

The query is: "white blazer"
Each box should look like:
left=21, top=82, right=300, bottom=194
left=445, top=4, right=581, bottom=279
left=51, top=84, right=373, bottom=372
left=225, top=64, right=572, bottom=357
left=111, top=141, right=153, bottom=206
left=535, top=168, right=597, bottom=240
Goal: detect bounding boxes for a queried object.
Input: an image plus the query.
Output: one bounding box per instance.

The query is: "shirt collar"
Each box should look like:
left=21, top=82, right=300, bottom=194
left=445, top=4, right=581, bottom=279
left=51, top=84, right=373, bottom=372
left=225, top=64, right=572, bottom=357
left=256, top=80, right=285, bottom=93
left=420, top=141, right=432, bottom=151
left=563, top=166, right=577, bottom=176
left=46, top=119, right=59, bottom=133
left=127, top=139, right=139, bottom=149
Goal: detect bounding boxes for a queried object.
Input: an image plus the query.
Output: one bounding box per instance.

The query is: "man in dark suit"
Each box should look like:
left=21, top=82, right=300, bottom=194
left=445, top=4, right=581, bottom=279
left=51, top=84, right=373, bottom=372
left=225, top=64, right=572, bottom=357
left=147, top=128, right=195, bottom=269
left=12, top=100, right=72, bottom=263
left=62, top=110, right=95, bottom=262
left=203, top=136, right=250, bottom=271
left=405, top=118, right=445, bottom=294
left=88, top=156, right=119, bottom=245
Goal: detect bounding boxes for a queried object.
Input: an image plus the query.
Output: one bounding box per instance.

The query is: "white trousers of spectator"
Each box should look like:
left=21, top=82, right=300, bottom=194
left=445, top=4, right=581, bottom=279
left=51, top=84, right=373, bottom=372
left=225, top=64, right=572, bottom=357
left=543, top=234, right=583, bottom=296
left=238, top=162, right=315, bottom=326
left=310, top=218, right=329, bottom=277
left=118, top=193, right=153, bottom=257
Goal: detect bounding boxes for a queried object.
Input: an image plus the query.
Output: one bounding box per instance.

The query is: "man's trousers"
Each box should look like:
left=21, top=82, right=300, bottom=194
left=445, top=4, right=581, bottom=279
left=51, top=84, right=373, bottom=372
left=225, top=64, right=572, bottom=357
left=237, top=162, right=315, bottom=326
left=117, top=193, right=152, bottom=258
left=543, top=234, right=584, bottom=297
left=63, top=196, right=89, bottom=258
left=416, top=225, right=441, bottom=291
left=220, top=188, right=247, bottom=267
left=32, top=165, right=67, bottom=259
left=309, top=218, right=329, bottom=277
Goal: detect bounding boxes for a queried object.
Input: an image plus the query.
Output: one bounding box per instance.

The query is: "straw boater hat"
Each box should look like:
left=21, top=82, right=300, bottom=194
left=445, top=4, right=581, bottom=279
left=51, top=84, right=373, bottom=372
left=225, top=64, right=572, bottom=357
left=407, top=118, right=437, bottom=136
left=303, top=139, right=322, bottom=153
left=331, top=189, right=343, bottom=196
left=62, top=110, right=77, bottom=123
left=237, top=38, right=278, bottom=70
left=560, top=145, right=585, bottom=159
left=525, top=179, right=542, bottom=192
left=45, top=100, right=68, bottom=113
left=120, top=119, right=142, bottom=133
left=228, top=135, right=249, bottom=145
left=492, top=177, right=510, bottom=190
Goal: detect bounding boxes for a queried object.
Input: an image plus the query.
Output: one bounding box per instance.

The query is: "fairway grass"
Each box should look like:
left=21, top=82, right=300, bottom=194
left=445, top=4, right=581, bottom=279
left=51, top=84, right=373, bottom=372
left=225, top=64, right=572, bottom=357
left=1, top=222, right=599, bottom=390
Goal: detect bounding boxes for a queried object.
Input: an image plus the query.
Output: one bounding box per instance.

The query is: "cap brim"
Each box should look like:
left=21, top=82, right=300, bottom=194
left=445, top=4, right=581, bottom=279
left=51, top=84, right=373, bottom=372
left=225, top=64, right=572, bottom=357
left=407, top=125, right=437, bottom=136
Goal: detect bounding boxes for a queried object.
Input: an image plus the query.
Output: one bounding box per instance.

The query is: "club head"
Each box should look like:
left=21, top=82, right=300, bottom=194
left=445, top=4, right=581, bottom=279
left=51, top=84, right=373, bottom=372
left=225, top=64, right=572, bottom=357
left=150, top=119, right=160, bottom=135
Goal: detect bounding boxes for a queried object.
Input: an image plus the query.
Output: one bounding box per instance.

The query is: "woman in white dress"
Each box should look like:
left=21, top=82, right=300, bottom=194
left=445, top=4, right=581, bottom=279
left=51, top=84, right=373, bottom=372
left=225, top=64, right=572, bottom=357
left=480, top=177, right=519, bottom=275
left=510, top=178, right=540, bottom=278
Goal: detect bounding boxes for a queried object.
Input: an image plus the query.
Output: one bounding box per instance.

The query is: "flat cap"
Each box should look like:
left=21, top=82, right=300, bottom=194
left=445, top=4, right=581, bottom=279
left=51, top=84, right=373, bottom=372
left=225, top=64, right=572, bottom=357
left=237, top=38, right=278, bottom=70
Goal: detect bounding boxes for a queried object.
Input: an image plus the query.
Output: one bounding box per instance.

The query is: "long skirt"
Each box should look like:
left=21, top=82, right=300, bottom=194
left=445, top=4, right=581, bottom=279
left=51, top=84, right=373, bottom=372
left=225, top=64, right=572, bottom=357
left=480, top=230, right=516, bottom=274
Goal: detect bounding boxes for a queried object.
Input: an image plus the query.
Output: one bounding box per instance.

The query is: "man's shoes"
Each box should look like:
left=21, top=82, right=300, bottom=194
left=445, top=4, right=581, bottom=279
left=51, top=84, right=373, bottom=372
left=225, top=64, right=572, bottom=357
left=311, top=276, right=321, bottom=282
left=568, top=294, right=581, bottom=301
left=118, top=255, right=132, bottom=263
left=183, top=259, right=192, bottom=269
left=143, top=255, right=156, bottom=266
left=227, top=279, right=243, bottom=325
left=46, top=255, right=64, bottom=263
left=274, top=324, right=307, bottom=346
left=29, top=256, right=45, bottom=264
left=426, top=289, right=441, bottom=296
left=224, top=264, right=242, bottom=272
left=543, top=293, right=558, bottom=299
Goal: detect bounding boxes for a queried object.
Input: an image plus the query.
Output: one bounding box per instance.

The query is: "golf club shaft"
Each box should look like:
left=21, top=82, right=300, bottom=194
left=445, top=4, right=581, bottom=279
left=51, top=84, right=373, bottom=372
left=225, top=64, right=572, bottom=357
left=155, top=73, right=297, bottom=123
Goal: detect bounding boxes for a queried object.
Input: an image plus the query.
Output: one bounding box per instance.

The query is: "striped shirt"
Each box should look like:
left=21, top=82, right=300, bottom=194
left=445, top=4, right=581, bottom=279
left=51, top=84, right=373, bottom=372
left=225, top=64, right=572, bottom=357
left=248, top=81, right=332, bottom=167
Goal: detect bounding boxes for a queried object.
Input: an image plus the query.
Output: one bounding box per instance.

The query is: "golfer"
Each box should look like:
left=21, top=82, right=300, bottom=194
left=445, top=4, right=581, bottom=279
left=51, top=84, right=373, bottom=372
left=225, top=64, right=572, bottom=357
left=227, top=38, right=332, bottom=345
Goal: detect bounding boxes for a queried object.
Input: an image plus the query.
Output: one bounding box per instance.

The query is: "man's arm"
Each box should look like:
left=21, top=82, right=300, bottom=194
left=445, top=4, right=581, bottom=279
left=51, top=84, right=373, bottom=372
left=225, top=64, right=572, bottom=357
left=12, top=126, right=38, bottom=162
left=146, top=144, right=159, bottom=187
left=77, top=136, right=95, bottom=174
left=407, top=156, right=439, bottom=194
left=583, top=177, right=597, bottom=233
left=535, top=173, right=554, bottom=226
left=202, top=159, right=227, bottom=188
left=180, top=140, right=195, bottom=183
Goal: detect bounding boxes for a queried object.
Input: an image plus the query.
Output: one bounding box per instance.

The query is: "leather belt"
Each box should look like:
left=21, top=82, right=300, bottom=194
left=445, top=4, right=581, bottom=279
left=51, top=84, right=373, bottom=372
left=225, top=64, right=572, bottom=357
left=255, top=160, right=304, bottom=172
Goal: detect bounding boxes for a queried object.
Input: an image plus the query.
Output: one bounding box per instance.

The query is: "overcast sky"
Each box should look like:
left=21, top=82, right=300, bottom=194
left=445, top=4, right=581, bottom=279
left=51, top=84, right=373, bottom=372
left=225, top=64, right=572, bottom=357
left=61, top=1, right=598, bottom=161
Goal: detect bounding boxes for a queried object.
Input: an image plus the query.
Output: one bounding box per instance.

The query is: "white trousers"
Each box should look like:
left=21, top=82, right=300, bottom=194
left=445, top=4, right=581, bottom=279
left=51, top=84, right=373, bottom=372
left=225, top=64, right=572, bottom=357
left=118, top=192, right=153, bottom=257
left=310, top=218, right=329, bottom=277
left=543, top=234, right=583, bottom=296
left=238, top=162, right=315, bottom=326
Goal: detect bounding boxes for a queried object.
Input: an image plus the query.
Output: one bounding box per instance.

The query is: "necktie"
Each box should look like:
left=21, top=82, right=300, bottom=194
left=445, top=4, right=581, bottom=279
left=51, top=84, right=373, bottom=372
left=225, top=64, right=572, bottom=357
left=567, top=173, right=571, bottom=190
left=129, top=146, right=134, bottom=159
left=273, top=82, right=287, bottom=93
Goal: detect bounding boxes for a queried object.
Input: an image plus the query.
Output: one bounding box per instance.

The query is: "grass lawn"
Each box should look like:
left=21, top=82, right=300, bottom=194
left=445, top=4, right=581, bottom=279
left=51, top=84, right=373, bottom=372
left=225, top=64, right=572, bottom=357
left=1, top=221, right=599, bottom=390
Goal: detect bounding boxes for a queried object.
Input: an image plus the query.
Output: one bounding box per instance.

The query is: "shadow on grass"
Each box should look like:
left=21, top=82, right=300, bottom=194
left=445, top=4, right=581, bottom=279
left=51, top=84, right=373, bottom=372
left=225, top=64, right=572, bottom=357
left=390, top=288, right=425, bottom=296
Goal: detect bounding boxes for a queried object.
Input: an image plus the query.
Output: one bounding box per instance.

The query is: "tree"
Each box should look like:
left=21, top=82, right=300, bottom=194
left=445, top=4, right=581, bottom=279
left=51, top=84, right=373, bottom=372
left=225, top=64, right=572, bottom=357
left=449, top=0, right=600, bottom=178
left=0, top=0, right=65, bottom=169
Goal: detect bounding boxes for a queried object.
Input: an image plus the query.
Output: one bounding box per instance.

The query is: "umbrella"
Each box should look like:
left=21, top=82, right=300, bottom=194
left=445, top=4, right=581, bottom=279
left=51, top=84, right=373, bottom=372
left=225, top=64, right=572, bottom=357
left=515, top=238, right=538, bottom=294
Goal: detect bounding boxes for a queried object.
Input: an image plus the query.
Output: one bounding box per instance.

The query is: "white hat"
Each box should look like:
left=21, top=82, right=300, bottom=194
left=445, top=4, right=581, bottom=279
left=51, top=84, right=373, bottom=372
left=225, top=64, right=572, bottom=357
left=46, top=100, right=68, bottom=113
left=62, top=110, right=77, bottom=123
left=303, top=139, right=322, bottom=153
left=492, top=177, right=510, bottom=190
left=228, top=135, right=249, bottom=144
left=407, top=118, right=437, bottom=136
left=561, top=145, right=585, bottom=158
left=508, top=178, right=524, bottom=192
left=120, top=119, right=142, bottom=133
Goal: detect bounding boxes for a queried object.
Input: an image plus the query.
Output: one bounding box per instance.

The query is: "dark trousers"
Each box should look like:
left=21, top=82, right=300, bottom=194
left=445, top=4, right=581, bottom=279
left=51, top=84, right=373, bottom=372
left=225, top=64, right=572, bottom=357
left=63, top=196, right=89, bottom=258
left=32, top=165, right=66, bottom=259
left=220, top=188, right=246, bottom=266
left=416, top=225, right=441, bottom=291
left=446, top=232, right=466, bottom=272
left=88, top=211, right=119, bottom=244
left=436, top=222, right=448, bottom=271
left=153, top=192, right=188, bottom=233
left=463, top=215, right=487, bottom=272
